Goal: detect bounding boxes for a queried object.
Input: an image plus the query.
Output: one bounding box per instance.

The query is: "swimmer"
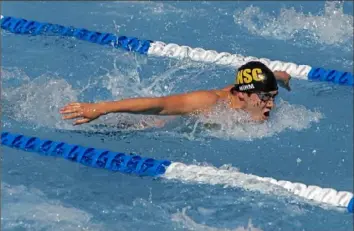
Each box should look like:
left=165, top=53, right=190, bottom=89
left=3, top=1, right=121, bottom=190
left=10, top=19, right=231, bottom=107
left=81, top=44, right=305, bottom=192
left=59, top=61, right=291, bottom=125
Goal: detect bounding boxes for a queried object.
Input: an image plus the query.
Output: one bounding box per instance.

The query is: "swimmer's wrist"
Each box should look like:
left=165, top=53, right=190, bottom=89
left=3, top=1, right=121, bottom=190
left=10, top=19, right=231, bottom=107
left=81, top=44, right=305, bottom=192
left=96, top=102, right=110, bottom=115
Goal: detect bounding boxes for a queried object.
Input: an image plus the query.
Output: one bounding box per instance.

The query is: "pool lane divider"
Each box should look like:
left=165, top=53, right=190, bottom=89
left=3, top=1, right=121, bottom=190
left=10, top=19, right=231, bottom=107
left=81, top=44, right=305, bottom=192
left=1, top=131, right=353, bottom=213
left=1, top=15, right=353, bottom=86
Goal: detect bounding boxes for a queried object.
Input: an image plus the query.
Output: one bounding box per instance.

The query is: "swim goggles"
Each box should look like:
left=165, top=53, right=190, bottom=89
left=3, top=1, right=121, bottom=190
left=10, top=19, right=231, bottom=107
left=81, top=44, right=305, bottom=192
left=247, top=91, right=278, bottom=101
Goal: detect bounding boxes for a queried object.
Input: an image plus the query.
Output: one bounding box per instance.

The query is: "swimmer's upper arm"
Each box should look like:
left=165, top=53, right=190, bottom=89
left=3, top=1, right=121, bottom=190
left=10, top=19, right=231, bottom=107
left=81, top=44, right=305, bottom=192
left=159, top=91, right=219, bottom=115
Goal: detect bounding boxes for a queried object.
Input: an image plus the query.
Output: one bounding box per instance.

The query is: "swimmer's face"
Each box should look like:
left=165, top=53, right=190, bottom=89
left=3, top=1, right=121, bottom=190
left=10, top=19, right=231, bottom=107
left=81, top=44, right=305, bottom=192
left=242, top=90, right=278, bottom=121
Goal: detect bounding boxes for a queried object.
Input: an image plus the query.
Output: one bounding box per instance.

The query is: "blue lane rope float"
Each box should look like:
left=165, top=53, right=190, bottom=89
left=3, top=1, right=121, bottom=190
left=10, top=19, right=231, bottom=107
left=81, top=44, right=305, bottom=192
left=0, top=15, right=151, bottom=54
left=0, top=131, right=170, bottom=176
left=1, top=15, right=353, bottom=86
left=1, top=131, right=353, bottom=213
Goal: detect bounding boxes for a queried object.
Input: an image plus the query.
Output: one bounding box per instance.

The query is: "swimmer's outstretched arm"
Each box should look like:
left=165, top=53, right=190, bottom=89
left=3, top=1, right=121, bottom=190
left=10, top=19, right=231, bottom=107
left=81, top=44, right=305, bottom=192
left=60, top=91, right=219, bottom=125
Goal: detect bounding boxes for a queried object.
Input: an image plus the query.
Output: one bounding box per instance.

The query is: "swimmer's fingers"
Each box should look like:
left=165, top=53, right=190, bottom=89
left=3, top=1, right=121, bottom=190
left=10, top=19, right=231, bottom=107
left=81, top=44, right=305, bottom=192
left=74, top=118, right=90, bottom=125
left=61, top=112, right=83, bottom=120
left=59, top=104, right=81, bottom=114
left=60, top=108, right=81, bottom=114
left=68, top=102, right=81, bottom=106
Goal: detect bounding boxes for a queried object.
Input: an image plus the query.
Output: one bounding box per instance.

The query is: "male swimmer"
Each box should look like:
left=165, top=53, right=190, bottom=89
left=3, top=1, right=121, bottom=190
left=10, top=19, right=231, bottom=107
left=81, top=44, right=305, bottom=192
left=59, top=61, right=291, bottom=125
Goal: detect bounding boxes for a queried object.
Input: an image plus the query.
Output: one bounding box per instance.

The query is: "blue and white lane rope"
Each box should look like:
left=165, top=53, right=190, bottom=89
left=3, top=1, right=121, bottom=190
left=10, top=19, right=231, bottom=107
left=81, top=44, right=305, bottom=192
left=1, top=15, right=353, bottom=86
left=1, top=131, right=353, bottom=213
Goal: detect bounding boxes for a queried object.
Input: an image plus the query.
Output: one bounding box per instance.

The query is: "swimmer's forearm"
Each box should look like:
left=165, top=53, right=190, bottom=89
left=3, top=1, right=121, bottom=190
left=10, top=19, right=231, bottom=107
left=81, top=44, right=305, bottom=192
left=96, top=97, right=165, bottom=115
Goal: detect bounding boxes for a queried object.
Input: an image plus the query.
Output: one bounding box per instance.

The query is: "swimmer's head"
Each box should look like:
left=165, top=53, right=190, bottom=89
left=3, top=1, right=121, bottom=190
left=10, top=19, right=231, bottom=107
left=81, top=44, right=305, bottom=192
left=231, top=61, right=278, bottom=121
left=234, top=61, right=278, bottom=93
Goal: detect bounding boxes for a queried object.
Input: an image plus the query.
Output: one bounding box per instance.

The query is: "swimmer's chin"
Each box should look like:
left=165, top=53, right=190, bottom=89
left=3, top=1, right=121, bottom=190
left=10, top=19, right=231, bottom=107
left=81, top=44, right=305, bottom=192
left=249, top=114, right=269, bottom=123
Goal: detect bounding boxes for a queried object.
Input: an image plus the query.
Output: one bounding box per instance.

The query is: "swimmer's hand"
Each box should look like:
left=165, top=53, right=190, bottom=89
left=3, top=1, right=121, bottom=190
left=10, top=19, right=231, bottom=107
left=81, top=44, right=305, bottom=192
left=60, top=102, right=103, bottom=125
left=274, top=71, right=291, bottom=91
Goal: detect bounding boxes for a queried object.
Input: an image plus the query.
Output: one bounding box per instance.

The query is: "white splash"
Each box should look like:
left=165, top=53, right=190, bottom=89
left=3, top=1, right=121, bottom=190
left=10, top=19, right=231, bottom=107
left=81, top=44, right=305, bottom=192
left=1, top=59, right=207, bottom=132
left=1, top=68, right=79, bottom=130
left=233, top=1, right=353, bottom=48
left=186, top=99, right=323, bottom=141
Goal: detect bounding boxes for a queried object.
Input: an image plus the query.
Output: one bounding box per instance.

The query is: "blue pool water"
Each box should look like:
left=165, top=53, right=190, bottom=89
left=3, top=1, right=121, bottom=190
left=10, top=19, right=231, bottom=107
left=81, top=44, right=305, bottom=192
left=1, top=1, right=353, bottom=230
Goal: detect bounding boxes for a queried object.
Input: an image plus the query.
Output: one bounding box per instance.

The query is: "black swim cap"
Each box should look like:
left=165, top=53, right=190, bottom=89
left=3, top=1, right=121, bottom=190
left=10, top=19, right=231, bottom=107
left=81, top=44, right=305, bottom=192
left=234, top=61, right=278, bottom=92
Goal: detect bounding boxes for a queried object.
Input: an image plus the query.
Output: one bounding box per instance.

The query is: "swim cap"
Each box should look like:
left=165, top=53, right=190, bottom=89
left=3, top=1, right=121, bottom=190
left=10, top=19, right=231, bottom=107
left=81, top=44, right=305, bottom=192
left=234, top=61, right=278, bottom=92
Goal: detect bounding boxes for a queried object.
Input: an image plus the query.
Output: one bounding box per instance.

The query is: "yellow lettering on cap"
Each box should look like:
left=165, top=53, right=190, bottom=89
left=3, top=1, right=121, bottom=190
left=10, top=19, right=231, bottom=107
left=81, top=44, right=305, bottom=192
left=236, top=68, right=265, bottom=85
left=243, top=69, right=253, bottom=83
left=252, top=68, right=263, bottom=81
left=236, top=70, right=243, bottom=84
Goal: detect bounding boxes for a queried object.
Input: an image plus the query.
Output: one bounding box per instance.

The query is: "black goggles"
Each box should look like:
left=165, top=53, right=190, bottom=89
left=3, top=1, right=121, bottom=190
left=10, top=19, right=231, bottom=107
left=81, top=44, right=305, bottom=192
left=247, top=91, right=278, bottom=101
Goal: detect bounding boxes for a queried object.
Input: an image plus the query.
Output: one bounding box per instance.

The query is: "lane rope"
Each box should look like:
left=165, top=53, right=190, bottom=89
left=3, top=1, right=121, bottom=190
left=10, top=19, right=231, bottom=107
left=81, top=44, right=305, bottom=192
left=1, top=131, right=353, bottom=213
left=1, top=15, right=353, bottom=86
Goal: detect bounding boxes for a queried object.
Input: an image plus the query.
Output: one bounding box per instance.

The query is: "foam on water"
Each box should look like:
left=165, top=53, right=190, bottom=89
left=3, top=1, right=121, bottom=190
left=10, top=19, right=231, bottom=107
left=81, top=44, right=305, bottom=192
left=194, top=99, right=323, bottom=141
left=233, top=1, right=353, bottom=50
left=1, top=182, right=104, bottom=231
